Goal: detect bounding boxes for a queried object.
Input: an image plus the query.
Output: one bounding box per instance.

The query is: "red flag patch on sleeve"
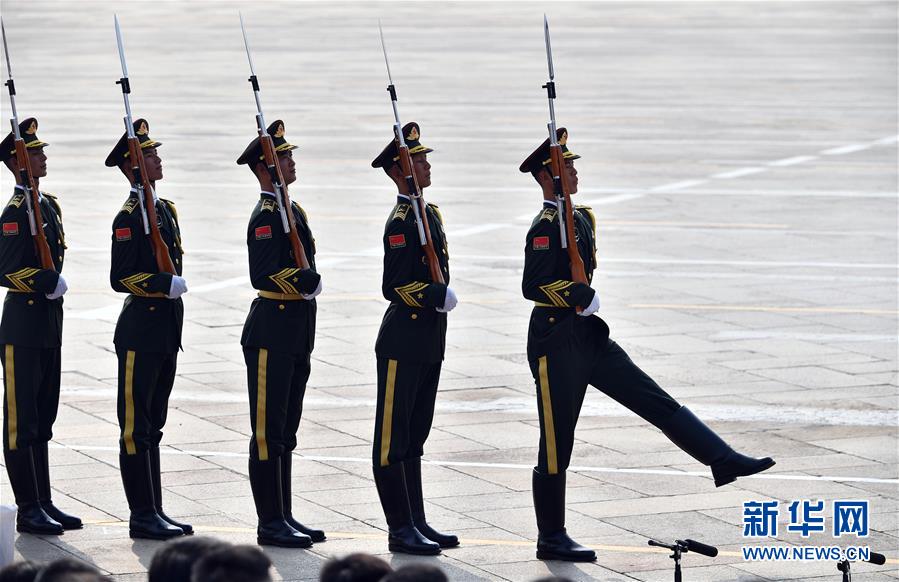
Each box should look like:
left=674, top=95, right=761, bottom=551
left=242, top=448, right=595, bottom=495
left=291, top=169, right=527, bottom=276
left=2, top=222, right=18, bottom=236
left=532, top=236, right=550, bottom=250
left=115, top=227, right=131, bottom=241
left=255, top=225, right=272, bottom=240
left=388, top=234, right=406, bottom=249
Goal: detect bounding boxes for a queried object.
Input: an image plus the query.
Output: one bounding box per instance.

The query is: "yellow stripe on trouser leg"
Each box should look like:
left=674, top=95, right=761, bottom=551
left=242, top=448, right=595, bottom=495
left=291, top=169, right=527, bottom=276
left=5, top=345, right=17, bottom=451
left=379, top=359, right=398, bottom=467
left=538, top=356, right=558, bottom=474
left=256, top=349, right=269, bottom=461
left=123, top=350, right=137, bottom=455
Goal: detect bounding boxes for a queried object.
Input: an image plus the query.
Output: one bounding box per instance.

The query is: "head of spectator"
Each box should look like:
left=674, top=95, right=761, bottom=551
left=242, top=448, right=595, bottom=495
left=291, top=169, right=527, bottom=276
left=191, top=545, right=272, bottom=582
left=381, top=564, right=447, bottom=582
left=0, top=561, right=40, bottom=582
left=319, top=553, right=393, bottom=582
left=34, top=558, right=110, bottom=582
left=148, top=536, right=230, bottom=582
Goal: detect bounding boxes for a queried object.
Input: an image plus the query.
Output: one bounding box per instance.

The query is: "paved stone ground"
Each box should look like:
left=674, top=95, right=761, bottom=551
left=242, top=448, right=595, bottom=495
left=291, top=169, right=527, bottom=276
left=0, top=1, right=896, bottom=581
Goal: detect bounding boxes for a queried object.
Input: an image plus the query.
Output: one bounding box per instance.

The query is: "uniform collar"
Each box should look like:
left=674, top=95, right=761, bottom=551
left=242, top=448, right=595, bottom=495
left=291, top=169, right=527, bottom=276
left=397, top=193, right=411, bottom=204
left=14, top=184, right=43, bottom=202
left=130, top=186, right=159, bottom=203
left=543, top=199, right=557, bottom=208
left=260, top=191, right=277, bottom=198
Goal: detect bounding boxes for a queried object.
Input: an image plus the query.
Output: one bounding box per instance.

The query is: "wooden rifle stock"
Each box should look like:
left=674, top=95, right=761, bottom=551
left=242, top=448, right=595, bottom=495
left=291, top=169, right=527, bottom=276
left=126, top=137, right=176, bottom=274
left=549, top=143, right=588, bottom=285
left=259, top=134, right=309, bottom=270
left=13, top=139, right=54, bottom=270
left=395, top=138, right=444, bottom=285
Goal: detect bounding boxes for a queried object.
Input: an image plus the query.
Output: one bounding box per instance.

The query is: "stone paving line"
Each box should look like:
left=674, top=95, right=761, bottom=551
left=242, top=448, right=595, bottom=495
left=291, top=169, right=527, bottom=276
left=43, top=445, right=899, bottom=486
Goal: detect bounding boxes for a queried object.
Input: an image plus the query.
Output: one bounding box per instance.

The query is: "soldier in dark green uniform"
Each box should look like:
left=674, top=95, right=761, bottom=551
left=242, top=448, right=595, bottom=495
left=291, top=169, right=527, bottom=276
left=370, top=122, right=458, bottom=556
left=107, top=119, right=190, bottom=540
left=521, top=128, right=776, bottom=562
left=0, top=118, right=80, bottom=535
left=237, top=120, right=324, bottom=549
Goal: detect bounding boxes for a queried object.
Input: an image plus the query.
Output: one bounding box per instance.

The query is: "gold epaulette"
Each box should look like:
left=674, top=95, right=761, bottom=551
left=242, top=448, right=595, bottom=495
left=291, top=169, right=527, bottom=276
left=576, top=205, right=596, bottom=234
left=261, top=199, right=277, bottom=213
left=540, top=207, right=557, bottom=222
left=427, top=202, right=444, bottom=224
left=121, top=198, right=139, bottom=215
left=7, top=193, right=24, bottom=209
left=161, top=198, right=178, bottom=222
left=43, top=192, right=62, bottom=218
left=294, top=202, right=309, bottom=223
left=392, top=203, right=410, bottom=221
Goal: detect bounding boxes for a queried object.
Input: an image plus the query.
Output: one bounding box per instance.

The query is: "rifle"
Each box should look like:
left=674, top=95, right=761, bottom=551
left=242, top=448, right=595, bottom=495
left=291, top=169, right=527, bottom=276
left=239, top=14, right=309, bottom=270
left=542, top=16, right=587, bottom=288
left=1, top=19, right=54, bottom=270
left=378, top=22, right=444, bottom=285
left=113, top=15, right=175, bottom=274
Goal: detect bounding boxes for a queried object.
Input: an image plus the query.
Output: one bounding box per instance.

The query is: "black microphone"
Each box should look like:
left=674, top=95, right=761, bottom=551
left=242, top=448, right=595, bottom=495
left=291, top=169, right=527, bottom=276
left=682, top=539, right=718, bottom=558
left=868, top=552, right=886, bottom=566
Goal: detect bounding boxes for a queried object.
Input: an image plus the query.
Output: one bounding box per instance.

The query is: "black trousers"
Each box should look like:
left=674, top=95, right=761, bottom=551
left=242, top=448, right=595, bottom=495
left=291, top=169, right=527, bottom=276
left=243, top=347, right=310, bottom=462
left=2, top=345, right=60, bottom=452
left=116, top=349, right=177, bottom=456
left=372, top=357, right=441, bottom=468
left=529, top=337, right=680, bottom=475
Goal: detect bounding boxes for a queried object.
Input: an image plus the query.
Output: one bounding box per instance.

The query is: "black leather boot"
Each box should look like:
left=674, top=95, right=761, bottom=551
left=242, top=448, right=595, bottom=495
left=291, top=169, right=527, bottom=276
left=661, top=406, right=776, bottom=487
left=120, top=452, right=183, bottom=540
left=405, top=458, right=458, bottom=548
left=281, top=452, right=325, bottom=542
left=149, top=446, right=193, bottom=534
left=4, top=447, right=64, bottom=535
left=33, top=442, right=82, bottom=530
left=533, top=470, right=595, bottom=562
left=249, top=456, right=311, bottom=548
left=373, top=463, right=441, bottom=555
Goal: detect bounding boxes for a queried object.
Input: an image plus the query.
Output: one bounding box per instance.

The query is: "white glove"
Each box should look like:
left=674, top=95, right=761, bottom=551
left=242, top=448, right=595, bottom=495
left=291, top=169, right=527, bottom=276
left=578, top=291, right=600, bottom=317
left=167, top=276, right=188, bottom=299
left=45, top=275, right=67, bottom=300
left=302, top=279, right=322, bottom=300
left=436, top=286, right=457, bottom=313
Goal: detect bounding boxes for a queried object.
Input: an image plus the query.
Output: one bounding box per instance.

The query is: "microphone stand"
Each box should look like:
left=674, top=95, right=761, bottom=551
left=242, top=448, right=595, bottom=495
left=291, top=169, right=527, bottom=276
left=649, top=539, right=685, bottom=582
left=836, top=560, right=851, bottom=582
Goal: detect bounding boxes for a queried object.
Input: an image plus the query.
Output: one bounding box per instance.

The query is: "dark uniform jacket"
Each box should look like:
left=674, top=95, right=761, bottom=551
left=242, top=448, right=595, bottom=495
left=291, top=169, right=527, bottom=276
left=241, top=193, right=319, bottom=355
left=522, top=202, right=609, bottom=360
left=375, top=196, right=450, bottom=363
left=0, top=188, right=65, bottom=348
left=110, top=190, right=184, bottom=353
